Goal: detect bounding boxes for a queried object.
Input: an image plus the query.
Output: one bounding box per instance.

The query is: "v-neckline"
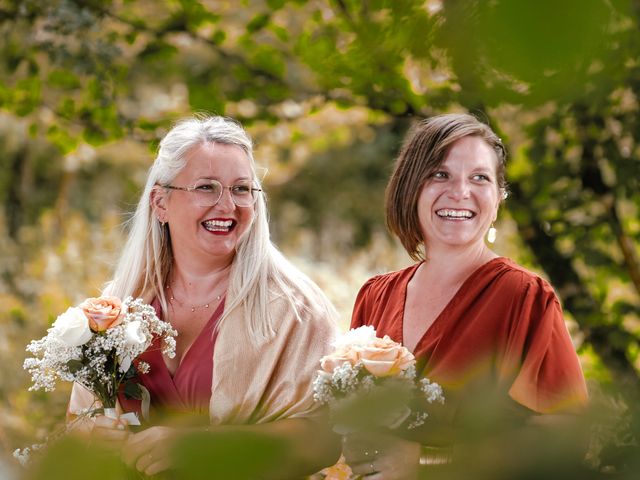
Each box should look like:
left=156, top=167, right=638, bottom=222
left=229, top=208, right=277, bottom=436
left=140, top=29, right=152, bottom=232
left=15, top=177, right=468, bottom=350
left=400, top=257, right=504, bottom=353
left=168, top=298, right=225, bottom=380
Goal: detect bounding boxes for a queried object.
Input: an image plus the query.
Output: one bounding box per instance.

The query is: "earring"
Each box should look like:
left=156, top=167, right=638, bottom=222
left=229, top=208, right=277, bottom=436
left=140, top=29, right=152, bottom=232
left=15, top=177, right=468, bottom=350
left=487, top=223, right=497, bottom=244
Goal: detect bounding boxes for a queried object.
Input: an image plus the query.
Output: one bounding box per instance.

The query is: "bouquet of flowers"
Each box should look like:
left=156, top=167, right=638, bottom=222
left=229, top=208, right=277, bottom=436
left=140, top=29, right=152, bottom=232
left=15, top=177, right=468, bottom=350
left=23, top=295, right=177, bottom=420
left=313, top=325, right=444, bottom=434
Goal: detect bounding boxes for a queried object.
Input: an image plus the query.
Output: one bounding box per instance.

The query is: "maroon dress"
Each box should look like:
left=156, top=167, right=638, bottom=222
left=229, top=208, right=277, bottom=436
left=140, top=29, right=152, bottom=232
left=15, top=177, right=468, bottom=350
left=118, top=299, right=224, bottom=418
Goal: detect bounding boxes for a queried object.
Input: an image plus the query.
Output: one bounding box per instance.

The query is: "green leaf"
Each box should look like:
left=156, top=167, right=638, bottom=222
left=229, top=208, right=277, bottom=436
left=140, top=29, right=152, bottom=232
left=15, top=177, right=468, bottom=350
left=138, top=40, right=178, bottom=62
left=266, top=0, right=287, bottom=9
left=211, top=30, right=226, bottom=45
left=123, top=381, right=142, bottom=400
left=269, top=25, right=289, bottom=42
left=66, top=359, right=85, bottom=374
left=247, top=13, right=270, bottom=33
left=48, top=70, right=81, bottom=89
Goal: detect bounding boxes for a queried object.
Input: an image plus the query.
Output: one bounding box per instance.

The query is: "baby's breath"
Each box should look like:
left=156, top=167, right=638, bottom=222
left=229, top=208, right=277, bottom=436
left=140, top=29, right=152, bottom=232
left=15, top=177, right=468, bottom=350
left=137, top=361, right=150, bottom=375
left=420, top=378, right=445, bottom=405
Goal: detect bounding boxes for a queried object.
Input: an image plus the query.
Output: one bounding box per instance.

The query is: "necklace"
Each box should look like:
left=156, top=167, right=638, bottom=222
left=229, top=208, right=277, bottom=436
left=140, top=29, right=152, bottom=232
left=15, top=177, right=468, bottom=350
left=166, top=285, right=226, bottom=312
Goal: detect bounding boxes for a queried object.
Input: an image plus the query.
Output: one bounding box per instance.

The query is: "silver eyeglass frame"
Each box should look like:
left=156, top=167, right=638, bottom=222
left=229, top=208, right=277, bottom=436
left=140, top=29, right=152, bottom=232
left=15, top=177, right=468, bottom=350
left=161, top=180, right=262, bottom=207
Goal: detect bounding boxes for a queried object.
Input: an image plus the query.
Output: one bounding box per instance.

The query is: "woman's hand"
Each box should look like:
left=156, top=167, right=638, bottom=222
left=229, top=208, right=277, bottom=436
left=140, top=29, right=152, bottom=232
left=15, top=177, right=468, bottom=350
left=90, top=414, right=130, bottom=448
left=342, top=431, right=420, bottom=480
left=121, top=426, right=175, bottom=476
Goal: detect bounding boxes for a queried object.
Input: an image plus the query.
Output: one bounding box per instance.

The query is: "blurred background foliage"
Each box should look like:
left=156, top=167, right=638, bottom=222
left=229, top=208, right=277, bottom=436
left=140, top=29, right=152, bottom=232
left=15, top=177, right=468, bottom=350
left=0, top=0, right=639, bottom=477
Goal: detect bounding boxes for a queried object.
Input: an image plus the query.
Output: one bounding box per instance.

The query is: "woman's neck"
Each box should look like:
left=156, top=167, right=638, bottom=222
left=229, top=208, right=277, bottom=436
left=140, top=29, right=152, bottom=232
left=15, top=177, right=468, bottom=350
left=419, top=244, right=498, bottom=286
left=168, top=261, right=232, bottom=301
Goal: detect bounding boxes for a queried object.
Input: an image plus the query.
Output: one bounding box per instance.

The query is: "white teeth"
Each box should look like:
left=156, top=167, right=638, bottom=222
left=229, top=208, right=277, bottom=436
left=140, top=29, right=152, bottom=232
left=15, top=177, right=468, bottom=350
left=436, top=209, right=473, bottom=218
left=203, top=220, right=233, bottom=230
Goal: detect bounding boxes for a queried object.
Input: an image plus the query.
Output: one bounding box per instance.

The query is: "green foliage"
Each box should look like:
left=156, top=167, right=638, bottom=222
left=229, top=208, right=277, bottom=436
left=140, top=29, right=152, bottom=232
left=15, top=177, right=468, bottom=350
left=438, top=0, right=631, bottom=106
left=269, top=122, right=402, bottom=252
left=24, top=437, right=129, bottom=480
left=173, top=431, right=289, bottom=479
left=0, top=0, right=639, bottom=475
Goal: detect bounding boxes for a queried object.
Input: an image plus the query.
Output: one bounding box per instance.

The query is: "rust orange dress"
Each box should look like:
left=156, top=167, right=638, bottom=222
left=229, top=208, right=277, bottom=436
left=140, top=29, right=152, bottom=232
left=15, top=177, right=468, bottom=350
left=351, top=257, right=588, bottom=414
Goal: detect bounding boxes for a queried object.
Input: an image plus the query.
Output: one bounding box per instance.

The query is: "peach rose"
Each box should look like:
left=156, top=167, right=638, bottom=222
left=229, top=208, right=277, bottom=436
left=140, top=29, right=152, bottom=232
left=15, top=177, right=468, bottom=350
left=358, top=335, right=415, bottom=377
left=320, top=346, right=360, bottom=373
left=79, top=296, right=124, bottom=332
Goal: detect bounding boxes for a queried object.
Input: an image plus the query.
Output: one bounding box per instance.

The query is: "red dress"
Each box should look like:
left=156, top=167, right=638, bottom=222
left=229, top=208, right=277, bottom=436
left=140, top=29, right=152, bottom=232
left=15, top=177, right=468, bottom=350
left=351, top=258, right=588, bottom=414
left=118, top=299, right=223, bottom=418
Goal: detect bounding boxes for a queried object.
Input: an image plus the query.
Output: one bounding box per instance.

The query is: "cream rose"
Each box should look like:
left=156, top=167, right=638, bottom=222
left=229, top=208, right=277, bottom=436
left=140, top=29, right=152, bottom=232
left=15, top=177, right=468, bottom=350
left=358, top=335, right=415, bottom=377
left=52, top=307, right=93, bottom=347
left=79, top=296, right=124, bottom=332
left=320, top=346, right=361, bottom=373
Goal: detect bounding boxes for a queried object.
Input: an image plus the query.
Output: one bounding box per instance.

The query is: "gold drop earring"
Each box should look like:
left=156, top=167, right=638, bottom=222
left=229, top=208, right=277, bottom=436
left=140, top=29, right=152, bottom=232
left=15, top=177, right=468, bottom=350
left=487, top=223, right=497, bottom=244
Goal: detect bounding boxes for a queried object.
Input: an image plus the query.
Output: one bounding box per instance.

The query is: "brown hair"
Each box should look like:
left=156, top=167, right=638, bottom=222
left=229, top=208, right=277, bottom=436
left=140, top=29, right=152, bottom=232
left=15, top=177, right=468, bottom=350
left=385, top=113, right=506, bottom=260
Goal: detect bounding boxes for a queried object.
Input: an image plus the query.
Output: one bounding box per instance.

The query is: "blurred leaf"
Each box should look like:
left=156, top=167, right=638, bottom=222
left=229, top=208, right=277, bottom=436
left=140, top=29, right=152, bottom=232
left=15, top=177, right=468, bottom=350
left=47, top=70, right=81, bottom=90
left=173, top=430, right=289, bottom=479
left=247, top=13, right=270, bottom=33
left=138, top=39, right=178, bottom=62
left=25, top=437, right=129, bottom=480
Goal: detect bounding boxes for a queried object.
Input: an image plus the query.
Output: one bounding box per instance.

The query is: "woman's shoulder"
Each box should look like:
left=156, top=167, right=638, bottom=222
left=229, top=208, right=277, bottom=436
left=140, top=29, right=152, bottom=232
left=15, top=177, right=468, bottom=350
left=358, top=263, right=421, bottom=296
left=266, top=275, right=338, bottom=329
left=489, top=257, right=558, bottom=301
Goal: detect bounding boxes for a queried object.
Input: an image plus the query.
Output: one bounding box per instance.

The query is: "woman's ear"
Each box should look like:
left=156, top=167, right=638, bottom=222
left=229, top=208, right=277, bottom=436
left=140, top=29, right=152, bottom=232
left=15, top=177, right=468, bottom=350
left=150, top=186, right=169, bottom=223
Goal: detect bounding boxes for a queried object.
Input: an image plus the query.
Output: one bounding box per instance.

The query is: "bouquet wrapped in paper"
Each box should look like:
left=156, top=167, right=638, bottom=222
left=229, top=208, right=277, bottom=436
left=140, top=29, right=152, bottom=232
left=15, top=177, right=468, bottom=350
left=22, top=295, right=177, bottom=422
left=313, top=325, right=444, bottom=434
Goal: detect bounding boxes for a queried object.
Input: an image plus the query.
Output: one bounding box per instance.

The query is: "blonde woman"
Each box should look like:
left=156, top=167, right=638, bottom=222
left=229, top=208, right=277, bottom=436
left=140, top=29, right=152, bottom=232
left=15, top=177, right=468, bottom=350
left=68, top=115, right=339, bottom=477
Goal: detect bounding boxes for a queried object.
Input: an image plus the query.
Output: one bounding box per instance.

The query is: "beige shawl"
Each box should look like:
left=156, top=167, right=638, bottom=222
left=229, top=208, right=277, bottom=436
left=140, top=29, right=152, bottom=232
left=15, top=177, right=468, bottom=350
left=69, top=287, right=338, bottom=425
left=210, top=288, right=338, bottom=425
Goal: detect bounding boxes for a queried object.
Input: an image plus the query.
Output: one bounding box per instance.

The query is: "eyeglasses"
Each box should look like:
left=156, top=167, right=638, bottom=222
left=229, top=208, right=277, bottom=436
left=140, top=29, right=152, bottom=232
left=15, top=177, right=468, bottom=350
left=162, top=179, right=262, bottom=207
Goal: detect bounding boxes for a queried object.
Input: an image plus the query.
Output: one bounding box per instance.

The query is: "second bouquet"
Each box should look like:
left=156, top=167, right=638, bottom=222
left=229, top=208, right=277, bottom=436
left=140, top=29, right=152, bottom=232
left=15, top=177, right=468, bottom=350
left=313, top=325, right=444, bottom=434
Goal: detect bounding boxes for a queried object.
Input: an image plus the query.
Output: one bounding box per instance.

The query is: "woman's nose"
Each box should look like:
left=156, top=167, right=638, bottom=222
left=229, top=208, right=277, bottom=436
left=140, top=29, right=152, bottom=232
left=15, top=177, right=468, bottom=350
left=447, top=178, right=471, bottom=200
left=215, top=187, right=235, bottom=210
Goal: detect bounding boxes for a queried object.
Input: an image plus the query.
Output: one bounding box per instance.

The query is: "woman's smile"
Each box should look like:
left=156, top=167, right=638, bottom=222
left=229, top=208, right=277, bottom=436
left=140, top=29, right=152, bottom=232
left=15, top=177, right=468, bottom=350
left=435, top=208, right=475, bottom=220
left=202, top=218, right=236, bottom=234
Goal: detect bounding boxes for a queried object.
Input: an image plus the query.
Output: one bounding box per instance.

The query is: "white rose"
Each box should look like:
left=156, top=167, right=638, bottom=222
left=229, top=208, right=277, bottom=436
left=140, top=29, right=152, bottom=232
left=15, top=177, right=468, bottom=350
left=124, top=320, right=146, bottom=348
left=119, top=320, right=147, bottom=373
left=52, top=307, right=93, bottom=347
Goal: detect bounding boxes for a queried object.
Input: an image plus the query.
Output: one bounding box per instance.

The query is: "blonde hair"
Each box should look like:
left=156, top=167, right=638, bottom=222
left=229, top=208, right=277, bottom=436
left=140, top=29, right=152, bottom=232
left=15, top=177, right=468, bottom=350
left=107, top=115, right=336, bottom=341
left=386, top=113, right=506, bottom=261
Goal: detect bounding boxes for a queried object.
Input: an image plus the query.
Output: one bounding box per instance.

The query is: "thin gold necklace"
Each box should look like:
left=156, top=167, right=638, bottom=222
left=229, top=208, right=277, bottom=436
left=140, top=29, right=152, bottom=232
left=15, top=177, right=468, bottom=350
left=166, top=285, right=226, bottom=312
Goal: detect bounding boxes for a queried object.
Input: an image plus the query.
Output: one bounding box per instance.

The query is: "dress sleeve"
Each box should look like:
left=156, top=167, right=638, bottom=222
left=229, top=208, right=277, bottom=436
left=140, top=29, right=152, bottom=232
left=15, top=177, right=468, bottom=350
left=350, top=276, right=379, bottom=329
left=504, top=275, right=588, bottom=413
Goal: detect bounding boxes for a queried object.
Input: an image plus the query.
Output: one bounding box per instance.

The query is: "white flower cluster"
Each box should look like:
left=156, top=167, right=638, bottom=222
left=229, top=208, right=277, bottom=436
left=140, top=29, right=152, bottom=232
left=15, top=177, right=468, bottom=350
left=314, top=360, right=422, bottom=407
left=23, top=296, right=177, bottom=407
left=12, top=443, right=43, bottom=467
left=313, top=361, right=365, bottom=404
left=331, top=324, right=378, bottom=349
left=420, top=377, right=445, bottom=405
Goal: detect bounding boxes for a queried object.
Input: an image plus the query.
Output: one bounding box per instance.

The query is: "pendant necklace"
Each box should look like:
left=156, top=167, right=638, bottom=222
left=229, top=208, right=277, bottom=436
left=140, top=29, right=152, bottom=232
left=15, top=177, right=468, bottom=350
left=167, top=285, right=226, bottom=312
